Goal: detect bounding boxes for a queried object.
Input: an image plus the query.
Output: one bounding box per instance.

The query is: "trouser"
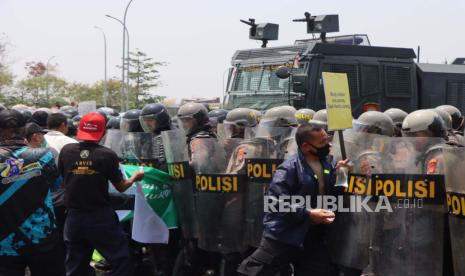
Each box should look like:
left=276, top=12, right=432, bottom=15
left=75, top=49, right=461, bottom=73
left=54, top=205, right=67, bottom=267
left=0, top=241, right=65, bottom=276
left=150, top=228, right=181, bottom=276
left=64, top=208, right=133, bottom=276
left=237, top=236, right=338, bottom=276
left=175, top=238, right=221, bottom=276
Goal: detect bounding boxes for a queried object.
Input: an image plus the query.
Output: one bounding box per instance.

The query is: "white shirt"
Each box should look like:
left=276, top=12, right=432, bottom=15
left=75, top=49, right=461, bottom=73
left=44, top=130, right=78, bottom=161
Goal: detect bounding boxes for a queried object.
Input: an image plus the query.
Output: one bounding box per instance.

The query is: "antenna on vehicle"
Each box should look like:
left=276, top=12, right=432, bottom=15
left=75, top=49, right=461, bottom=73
left=240, top=18, right=279, bottom=48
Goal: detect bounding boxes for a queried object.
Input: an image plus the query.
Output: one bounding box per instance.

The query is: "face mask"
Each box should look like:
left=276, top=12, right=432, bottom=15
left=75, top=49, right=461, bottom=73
left=310, top=143, right=330, bottom=158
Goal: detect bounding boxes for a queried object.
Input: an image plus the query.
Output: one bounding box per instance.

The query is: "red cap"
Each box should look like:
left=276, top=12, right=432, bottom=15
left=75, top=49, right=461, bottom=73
left=77, top=112, right=106, bottom=141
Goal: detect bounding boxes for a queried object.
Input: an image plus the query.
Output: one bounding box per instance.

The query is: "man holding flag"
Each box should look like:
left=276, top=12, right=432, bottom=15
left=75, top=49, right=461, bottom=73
left=58, top=112, right=144, bottom=276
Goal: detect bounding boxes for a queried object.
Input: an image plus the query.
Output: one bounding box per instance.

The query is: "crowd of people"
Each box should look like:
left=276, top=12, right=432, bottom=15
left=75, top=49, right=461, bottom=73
left=0, top=101, right=463, bottom=276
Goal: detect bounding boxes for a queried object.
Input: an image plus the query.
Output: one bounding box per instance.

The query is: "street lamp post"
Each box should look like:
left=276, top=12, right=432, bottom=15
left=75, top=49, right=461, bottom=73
left=45, top=56, right=55, bottom=104
left=94, top=26, right=108, bottom=107
left=106, top=12, right=132, bottom=110
left=122, top=0, right=133, bottom=111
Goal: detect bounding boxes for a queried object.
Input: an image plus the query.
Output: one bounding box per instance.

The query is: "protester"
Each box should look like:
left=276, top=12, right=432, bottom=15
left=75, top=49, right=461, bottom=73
left=238, top=123, right=351, bottom=276
left=31, top=110, right=49, bottom=128
left=24, top=122, right=48, bottom=148
left=0, top=109, right=65, bottom=276
left=44, top=112, right=78, bottom=267
left=58, top=112, right=144, bottom=276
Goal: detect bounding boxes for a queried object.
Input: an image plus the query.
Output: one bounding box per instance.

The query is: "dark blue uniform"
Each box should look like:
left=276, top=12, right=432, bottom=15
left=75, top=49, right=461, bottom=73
left=238, top=150, right=340, bottom=276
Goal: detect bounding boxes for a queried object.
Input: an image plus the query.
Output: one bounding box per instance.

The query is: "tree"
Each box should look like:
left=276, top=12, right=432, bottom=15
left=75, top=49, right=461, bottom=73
left=15, top=61, right=67, bottom=107
left=0, top=35, right=14, bottom=96
left=127, top=49, right=166, bottom=107
left=64, top=78, right=122, bottom=108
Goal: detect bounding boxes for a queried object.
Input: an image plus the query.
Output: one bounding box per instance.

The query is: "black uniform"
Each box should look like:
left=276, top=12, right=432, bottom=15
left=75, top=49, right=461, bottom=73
left=58, top=142, right=133, bottom=276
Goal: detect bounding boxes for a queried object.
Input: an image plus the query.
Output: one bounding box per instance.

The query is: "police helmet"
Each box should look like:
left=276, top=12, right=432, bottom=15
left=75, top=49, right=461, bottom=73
left=223, top=108, right=259, bottom=138
left=171, top=116, right=181, bottom=129
left=98, top=107, right=119, bottom=118
left=96, top=110, right=109, bottom=124
left=13, top=108, right=32, bottom=123
left=261, top=106, right=298, bottom=128
left=67, top=119, right=77, bottom=136
left=295, top=108, right=315, bottom=125
left=177, top=102, right=209, bottom=125
left=71, top=115, right=82, bottom=129
left=402, top=109, right=446, bottom=138
left=436, top=105, right=463, bottom=130
left=384, top=108, right=408, bottom=128
left=355, top=111, right=395, bottom=136
left=60, top=106, right=79, bottom=119
left=106, top=116, right=121, bottom=130
left=308, top=109, right=328, bottom=129
left=139, top=103, right=171, bottom=134
left=120, top=109, right=143, bottom=132
left=431, top=109, right=452, bottom=131
left=208, top=109, right=228, bottom=124
left=251, top=109, right=263, bottom=123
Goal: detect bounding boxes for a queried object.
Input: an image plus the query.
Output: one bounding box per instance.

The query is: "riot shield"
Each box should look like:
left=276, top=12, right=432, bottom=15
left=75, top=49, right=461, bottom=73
left=101, top=129, right=124, bottom=156
left=161, top=130, right=197, bottom=239
left=364, top=137, right=446, bottom=275
left=191, top=137, right=247, bottom=254
left=327, top=132, right=388, bottom=271
left=243, top=127, right=296, bottom=248
left=118, top=132, right=156, bottom=165
left=443, top=147, right=465, bottom=276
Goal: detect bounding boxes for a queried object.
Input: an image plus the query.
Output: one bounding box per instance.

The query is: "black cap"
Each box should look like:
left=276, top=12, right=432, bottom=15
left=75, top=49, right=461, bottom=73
left=25, top=122, right=48, bottom=139
left=31, top=110, right=49, bottom=128
left=0, top=109, right=26, bottom=129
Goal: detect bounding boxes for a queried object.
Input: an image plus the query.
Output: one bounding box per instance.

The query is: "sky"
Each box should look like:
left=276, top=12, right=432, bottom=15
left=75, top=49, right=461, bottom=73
left=1, top=0, right=465, bottom=100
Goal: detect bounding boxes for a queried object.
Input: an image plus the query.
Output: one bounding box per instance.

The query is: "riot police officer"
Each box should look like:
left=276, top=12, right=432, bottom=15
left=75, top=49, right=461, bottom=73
left=223, top=108, right=259, bottom=139
left=139, top=103, right=172, bottom=170
left=295, top=108, right=315, bottom=125
left=355, top=111, right=394, bottom=137
left=139, top=103, right=179, bottom=276
left=431, top=108, right=464, bottom=146
left=176, top=102, right=219, bottom=275
left=71, top=114, right=82, bottom=130
left=436, top=105, right=464, bottom=134
left=177, top=102, right=216, bottom=157
left=98, top=107, right=120, bottom=119
left=383, top=108, right=408, bottom=137
left=258, top=105, right=298, bottom=158
left=60, top=106, right=79, bottom=119
left=120, top=109, right=144, bottom=162
left=106, top=116, right=121, bottom=130
left=120, top=109, right=143, bottom=132
left=401, top=109, right=447, bottom=174
left=401, top=109, right=453, bottom=276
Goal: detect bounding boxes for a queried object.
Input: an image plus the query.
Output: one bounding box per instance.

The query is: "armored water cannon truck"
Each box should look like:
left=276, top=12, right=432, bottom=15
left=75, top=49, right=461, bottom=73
left=224, top=12, right=465, bottom=117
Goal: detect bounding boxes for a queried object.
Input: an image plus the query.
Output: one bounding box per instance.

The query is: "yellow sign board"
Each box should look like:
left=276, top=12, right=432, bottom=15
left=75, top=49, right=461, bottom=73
left=322, top=72, right=353, bottom=130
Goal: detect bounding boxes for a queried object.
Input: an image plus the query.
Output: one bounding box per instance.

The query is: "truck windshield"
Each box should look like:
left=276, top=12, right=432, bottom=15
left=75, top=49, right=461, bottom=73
left=230, top=63, right=306, bottom=92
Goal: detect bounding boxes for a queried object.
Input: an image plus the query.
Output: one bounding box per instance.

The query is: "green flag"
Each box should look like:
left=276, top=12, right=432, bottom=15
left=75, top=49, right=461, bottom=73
left=121, top=164, right=178, bottom=229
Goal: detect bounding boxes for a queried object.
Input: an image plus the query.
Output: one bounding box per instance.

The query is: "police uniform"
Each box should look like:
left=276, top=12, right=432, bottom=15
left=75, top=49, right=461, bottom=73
left=59, top=113, right=133, bottom=276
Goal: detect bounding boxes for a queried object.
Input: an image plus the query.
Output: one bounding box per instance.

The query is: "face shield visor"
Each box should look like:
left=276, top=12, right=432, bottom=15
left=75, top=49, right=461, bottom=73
left=120, top=118, right=141, bottom=133
left=139, top=114, right=158, bottom=133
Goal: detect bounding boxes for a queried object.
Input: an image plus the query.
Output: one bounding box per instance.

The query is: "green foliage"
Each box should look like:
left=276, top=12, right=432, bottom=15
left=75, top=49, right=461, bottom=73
left=0, top=44, right=167, bottom=110
left=127, top=49, right=166, bottom=106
